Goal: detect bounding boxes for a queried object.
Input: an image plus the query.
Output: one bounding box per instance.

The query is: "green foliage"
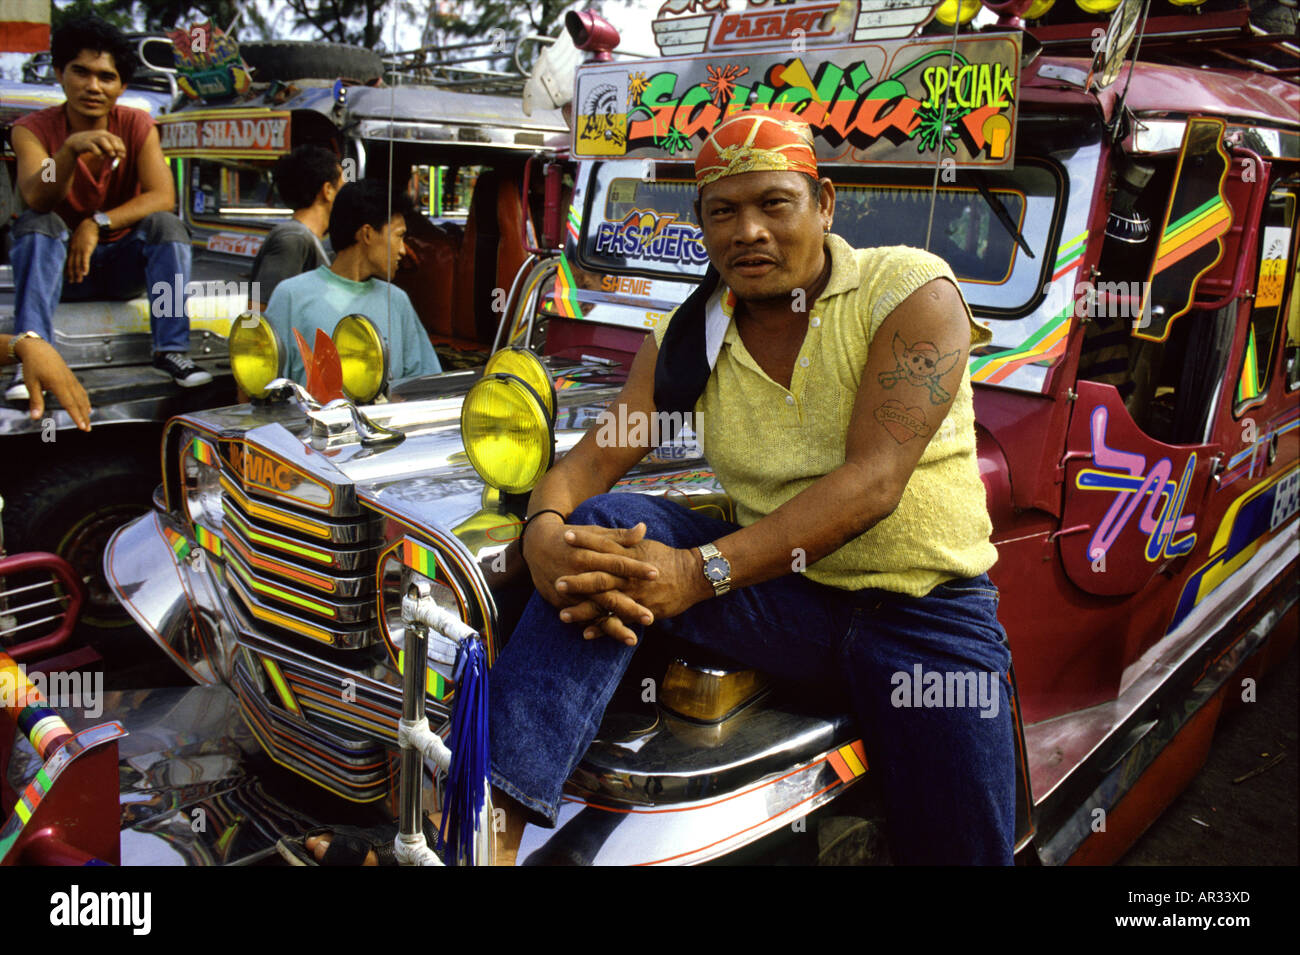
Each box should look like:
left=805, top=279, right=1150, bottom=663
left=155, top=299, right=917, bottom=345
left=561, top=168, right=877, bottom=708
left=51, top=0, right=134, bottom=30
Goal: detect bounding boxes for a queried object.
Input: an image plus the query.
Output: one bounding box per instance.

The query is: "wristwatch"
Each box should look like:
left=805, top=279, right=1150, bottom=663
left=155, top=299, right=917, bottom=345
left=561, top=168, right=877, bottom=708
left=698, top=542, right=732, bottom=597
left=8, top=330, right=43, bottom=362
left=92, top=211, right=112, bottom=232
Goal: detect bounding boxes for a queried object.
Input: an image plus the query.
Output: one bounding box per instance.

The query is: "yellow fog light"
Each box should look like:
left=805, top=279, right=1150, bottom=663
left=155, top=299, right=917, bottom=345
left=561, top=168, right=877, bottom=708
left=1024, top=0, right=1055, bottom=17
left=934, top=0, right=981, bottom=25
left=332, top=314, right=388, bottom=404
left=1075, top=0, right=1121, bottom=13
left=461, top=374, right=553, bottom=495
left=229, top=312, right=283, bottom=399
left=484, top=346, right=555, bottom=422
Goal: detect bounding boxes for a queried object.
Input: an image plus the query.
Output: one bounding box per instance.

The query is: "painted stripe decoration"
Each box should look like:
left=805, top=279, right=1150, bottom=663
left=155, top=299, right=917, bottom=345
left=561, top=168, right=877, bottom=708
left=191, top=437, right=217, bottom=466
left=548, top=256, right=582, bottom=319
left=401, top=539, right=439, bottom=580
left=566, top=203, right=582, bottom=244
left=260, top=656, right=302, bottom=715
left=228, top=557, right=336, bottom=616
left=970, top=232, right=1086, bottom=384
left=1, top=652, right=74, bottom=759
left=1154, top=196, right=1232, bottom=273
left=195, top=523, right=223, bottom=557
left=397, top=650, right=450, bottom=700
left=163, top=525, right=191, bottom=561
left=827, top=739, right=869, bottom=783
left=1236, top=324, right=1261, bottom=404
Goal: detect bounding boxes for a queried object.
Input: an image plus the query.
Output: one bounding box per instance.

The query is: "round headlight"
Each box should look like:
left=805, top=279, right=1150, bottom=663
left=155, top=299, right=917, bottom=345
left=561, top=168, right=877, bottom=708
left=181, top=433, right=224, bottom=531
left=934, top=0, right=981, bottom=25
left=229, top=312, right=283, bottom=398
left=332, top=314, right=389, bottom=404
left=461, top=373, right=553, bottom=495
left=484, top=346, right=556, bottom=422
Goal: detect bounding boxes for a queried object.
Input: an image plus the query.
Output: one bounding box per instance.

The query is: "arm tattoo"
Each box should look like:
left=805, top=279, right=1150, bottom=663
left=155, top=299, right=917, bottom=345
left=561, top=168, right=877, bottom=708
left=873, top=400, right=929, bottom=444
left=877, top=332, right=964, bottom=404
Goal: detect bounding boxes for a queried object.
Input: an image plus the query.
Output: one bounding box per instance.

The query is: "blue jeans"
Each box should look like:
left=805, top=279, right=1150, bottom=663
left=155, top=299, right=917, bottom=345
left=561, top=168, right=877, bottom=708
left=490, top=492, right=1016, bottom=865
left=10, top=210, right=192, bottom=353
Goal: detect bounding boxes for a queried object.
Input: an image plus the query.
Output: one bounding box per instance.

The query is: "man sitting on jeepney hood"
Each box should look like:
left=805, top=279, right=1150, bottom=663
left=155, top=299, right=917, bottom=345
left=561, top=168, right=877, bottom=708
left=306, top=113, right=1013, bottom=866
left=249, top=145, right=342, bottom=311
left=264, top=179, right=442, bottom=387
left=7, top=15, right=213, bottom=401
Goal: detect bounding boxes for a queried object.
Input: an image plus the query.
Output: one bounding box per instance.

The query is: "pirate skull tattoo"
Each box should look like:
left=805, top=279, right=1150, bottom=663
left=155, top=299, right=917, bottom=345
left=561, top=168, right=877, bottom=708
left=878, top=333, right=962, bottom=404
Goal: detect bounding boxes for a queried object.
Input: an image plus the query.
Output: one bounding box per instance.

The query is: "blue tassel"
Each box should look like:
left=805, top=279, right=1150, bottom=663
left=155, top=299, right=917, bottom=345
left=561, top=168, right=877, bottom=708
left=437, top=637, right=489, bottom=865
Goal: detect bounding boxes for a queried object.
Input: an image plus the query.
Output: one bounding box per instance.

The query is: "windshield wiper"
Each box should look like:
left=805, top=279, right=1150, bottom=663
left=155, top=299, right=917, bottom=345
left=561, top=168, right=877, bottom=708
left=970, top=172, right=1034, bottom=260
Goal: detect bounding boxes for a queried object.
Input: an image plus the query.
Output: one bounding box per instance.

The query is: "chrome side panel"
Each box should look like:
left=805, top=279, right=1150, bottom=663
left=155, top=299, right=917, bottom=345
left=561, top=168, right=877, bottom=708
left=1029, top=532, right=1298, bottom=862
left=104, top=511, right=236, bottom=686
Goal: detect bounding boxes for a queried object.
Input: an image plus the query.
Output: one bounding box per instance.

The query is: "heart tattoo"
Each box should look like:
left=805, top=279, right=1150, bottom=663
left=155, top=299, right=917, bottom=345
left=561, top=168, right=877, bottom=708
left=874, top=400, right=929, bottom=443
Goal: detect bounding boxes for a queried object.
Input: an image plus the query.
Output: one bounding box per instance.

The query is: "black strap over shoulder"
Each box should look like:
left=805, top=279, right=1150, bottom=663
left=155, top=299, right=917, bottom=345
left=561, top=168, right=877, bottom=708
left=652, top=265, right=720, bottom=417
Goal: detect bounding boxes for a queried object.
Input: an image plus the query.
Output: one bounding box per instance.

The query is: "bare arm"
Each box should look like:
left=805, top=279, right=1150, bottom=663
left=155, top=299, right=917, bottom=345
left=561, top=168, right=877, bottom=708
left=97, top=127, right=175, bottom=231
left=11, top=125, right=80, bottom=212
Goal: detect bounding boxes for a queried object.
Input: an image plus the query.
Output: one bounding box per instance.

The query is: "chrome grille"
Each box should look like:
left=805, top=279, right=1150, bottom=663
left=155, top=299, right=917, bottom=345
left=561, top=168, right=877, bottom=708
left=218, top=465, right=386, bottom=650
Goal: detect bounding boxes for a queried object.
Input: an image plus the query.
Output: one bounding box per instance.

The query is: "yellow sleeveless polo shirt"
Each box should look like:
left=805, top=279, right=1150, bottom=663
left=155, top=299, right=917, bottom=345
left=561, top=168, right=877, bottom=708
left=653, top=233, right=998, bottom=596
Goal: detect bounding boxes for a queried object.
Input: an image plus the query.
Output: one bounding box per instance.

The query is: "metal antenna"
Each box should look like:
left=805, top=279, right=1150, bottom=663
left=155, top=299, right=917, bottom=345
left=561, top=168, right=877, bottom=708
left=924, top=10, right=964, bottom=253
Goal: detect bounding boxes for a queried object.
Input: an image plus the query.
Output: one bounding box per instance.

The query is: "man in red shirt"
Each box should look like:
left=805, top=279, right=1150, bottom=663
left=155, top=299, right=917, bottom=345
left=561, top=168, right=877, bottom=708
left=7, top=15, right=212, bottom=401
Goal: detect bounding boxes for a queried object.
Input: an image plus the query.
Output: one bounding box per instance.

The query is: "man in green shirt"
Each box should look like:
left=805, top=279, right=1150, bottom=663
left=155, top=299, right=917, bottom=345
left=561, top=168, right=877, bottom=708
left=264, top=180, right=442, bottom=387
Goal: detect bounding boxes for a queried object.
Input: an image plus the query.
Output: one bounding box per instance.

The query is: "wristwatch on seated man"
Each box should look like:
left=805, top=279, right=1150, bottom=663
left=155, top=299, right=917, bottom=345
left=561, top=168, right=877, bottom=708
left=698, top=542, right=732, bottom=597
left=92, top=211, right=112, bottom=233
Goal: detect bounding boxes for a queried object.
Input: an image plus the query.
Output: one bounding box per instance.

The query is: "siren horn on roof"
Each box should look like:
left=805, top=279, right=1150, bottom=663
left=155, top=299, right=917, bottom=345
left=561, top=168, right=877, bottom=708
left=564, top=10, right=619, bottom=61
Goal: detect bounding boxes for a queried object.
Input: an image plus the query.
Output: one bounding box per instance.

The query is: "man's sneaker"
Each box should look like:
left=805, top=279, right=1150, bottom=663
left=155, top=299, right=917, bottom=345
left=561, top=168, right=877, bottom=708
left=154, top=352, right=213, bottom=388
left=4, top=366, right=29, bottom=402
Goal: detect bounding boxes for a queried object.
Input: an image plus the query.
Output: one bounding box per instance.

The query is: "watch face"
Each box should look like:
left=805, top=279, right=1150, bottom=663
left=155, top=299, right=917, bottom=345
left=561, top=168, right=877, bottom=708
left=704, top=556, right=729, bottom=581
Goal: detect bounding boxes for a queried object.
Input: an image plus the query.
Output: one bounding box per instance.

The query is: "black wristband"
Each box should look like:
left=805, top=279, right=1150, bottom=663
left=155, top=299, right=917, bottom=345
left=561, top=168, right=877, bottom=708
left=521, top=508, right=567, bottom=543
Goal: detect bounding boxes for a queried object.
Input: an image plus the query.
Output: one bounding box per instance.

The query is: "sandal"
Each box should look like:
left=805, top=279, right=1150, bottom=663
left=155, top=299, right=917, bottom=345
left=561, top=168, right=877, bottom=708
left=276, top=815, right=439, bottom=866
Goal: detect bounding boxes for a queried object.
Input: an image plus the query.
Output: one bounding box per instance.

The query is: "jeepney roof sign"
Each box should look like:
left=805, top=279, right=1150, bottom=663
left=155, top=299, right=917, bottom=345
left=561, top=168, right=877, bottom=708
left=157, top=108, right=291, bottom=158
left=573, top=31, right=1021, bottom=168
left=652, top=1, right=941, bottom=57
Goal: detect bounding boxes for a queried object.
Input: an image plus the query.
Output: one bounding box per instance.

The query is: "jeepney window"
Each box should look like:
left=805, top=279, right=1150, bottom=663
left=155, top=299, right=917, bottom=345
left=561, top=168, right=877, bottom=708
left=1235, top=187, right=1298, bottom=412
left=578, top=159, right=1060, bottom=317
left=408, top=165, right=480, bottom=221
left=190, top=157, right=284, bottom=221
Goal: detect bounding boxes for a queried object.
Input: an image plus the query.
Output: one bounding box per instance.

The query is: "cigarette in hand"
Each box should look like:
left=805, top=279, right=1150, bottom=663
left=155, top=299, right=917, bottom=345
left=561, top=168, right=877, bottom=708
left=111, top=157, right=120, bottom=171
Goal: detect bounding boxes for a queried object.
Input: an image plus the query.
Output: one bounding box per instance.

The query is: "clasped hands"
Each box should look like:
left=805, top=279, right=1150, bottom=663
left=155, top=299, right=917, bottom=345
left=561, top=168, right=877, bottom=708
left=522, top=515, right=707, bottom=646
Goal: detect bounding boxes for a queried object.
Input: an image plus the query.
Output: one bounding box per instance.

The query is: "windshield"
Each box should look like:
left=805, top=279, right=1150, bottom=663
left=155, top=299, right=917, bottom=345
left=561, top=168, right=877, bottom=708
left=578, top=159, right=1062, bottom=317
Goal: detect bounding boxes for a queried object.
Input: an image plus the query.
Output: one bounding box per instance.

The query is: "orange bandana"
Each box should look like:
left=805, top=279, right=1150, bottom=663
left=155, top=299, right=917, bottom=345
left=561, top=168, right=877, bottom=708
left=694, top=111, right=819, bottom=189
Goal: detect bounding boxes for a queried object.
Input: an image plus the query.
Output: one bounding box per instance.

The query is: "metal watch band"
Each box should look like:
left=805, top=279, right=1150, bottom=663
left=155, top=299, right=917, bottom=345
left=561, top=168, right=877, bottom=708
left=8, top=330, right=43, bottom=362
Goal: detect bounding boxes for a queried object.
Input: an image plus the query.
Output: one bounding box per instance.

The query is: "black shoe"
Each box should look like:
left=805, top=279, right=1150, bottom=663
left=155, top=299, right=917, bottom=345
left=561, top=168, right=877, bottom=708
left=154, top=352, right=213, bottom=388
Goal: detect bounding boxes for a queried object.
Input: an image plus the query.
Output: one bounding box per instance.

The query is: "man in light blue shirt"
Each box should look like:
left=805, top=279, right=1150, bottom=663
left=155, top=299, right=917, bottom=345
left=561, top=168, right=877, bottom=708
left=265, top=180, right=441, bottom=388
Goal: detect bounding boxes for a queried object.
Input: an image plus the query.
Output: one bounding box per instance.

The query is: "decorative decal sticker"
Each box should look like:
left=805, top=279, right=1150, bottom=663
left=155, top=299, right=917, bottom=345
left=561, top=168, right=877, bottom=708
left=594, top=209, right=710, bottom=265
left=1074, top=406, right=1198, bottom=564
left=574, top=32, right=1020, bottom=167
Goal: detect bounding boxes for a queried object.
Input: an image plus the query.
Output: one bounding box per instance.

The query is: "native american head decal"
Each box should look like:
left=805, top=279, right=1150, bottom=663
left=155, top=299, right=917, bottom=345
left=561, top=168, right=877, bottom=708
left=878, top=333, right=962, bottom=404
